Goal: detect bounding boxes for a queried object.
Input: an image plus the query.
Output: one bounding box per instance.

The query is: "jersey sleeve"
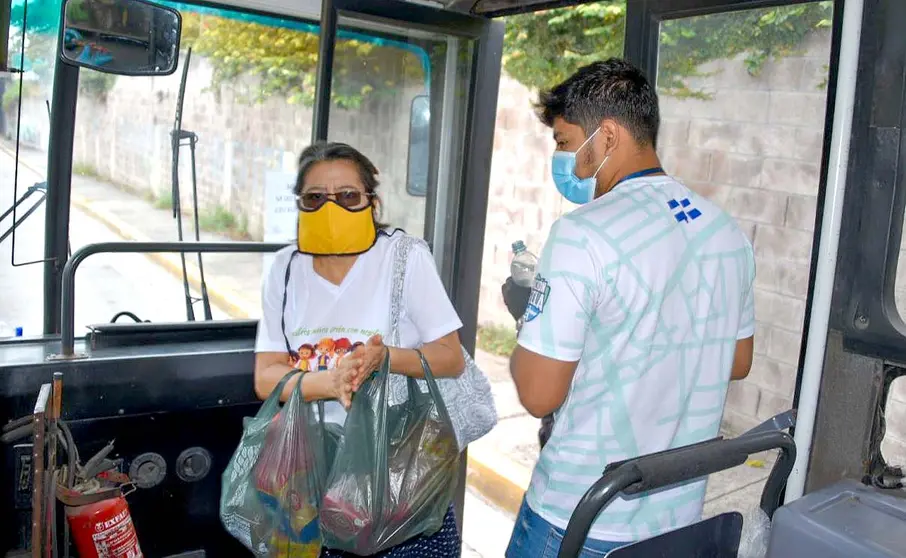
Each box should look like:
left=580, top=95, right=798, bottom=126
left=737, top=250, right=756, bottom=340
left=255, top=251, right=293, bottom=353
left=404, top=241, right=464, bottom=343
left=517, top=218, right=600, bottom=362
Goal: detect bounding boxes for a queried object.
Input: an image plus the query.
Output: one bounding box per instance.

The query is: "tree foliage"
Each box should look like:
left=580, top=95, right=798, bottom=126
left=503, top=1, right=832, bottom=97
left=179, top=12, right=426, bottom=109
left=8, top=0, right=833, bottom=108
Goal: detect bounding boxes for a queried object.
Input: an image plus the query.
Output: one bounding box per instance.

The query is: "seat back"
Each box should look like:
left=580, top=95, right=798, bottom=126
left=607, top=512, right=743, bottom=558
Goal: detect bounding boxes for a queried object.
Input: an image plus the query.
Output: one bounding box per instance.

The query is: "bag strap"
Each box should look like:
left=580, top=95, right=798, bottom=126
left=414, top=349, right=453, bottom=428
left=278, top=250, right=329, bottom=422
left=281, top=250, right=302, bottom=359
left=258, top=369, right=302, bottom=417
left=389, top=235, right=423, bottom=347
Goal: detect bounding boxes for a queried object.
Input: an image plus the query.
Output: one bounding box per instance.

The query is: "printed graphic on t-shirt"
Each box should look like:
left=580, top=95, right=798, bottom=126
left=286, top=326, right=382, bottom=372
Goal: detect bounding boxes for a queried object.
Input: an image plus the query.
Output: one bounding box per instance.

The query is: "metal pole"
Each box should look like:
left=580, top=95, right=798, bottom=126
left=43, top=60, right=80, bottom=334
left=312, top=0, right=337, bottom=143
left=785, top=0, right=865, bottom=504
left=58, top=241, right=285, bottom=356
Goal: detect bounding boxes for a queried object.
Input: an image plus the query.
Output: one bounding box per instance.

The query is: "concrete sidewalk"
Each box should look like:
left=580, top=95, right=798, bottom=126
left=6, top=141, right=779, bottom=526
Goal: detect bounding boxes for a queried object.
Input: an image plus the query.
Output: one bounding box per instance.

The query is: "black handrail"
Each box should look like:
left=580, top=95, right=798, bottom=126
left=59, top=241, right=285, bottom=356
left=557, top=429, right=796, bottom=558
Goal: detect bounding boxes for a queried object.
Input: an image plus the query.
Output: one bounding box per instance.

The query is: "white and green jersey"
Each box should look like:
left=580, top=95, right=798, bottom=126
left=518, top=174, right=755, bottom=542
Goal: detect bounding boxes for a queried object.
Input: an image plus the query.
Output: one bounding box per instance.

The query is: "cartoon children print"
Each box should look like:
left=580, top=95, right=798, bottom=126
left=316, top=338, right=335, bottom=371
left=292, top=344, right=315, bottom=372
left=289, top=335, right=370, bottom=372
left=334, top=338, right=352, bottom=366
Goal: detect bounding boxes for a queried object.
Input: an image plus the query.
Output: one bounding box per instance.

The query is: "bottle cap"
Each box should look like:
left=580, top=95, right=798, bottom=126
left=512, top=240, right=526, bottom=253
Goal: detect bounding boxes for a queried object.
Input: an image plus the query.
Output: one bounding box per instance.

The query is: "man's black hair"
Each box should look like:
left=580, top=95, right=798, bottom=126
left=536, top=58, right=660, bottom=148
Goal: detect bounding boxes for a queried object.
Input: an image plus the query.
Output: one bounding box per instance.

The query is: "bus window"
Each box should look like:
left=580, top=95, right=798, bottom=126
left=327, top=20, right=457, bottom=243
left=61, top=4, right=434, bottom=330
left=653, top=3, right=834, bottom=441
left=1, top=0, right=62, bottom=336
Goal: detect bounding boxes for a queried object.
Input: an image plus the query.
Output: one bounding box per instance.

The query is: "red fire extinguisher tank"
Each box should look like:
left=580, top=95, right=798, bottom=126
left=67, top=495, right=143, bottom=558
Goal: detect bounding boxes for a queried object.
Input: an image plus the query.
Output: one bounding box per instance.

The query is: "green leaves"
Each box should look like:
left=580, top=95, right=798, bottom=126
left=179, top=11, right=426, bottom=109
left=501, top=1, right=833, bottom=98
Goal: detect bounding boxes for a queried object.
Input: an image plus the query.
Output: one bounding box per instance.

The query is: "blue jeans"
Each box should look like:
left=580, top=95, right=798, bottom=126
left=506, top=499, right=629, bottom=558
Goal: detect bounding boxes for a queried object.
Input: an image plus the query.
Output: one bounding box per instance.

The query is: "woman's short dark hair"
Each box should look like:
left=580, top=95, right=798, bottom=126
left=294, top=141, right=388, bottom=228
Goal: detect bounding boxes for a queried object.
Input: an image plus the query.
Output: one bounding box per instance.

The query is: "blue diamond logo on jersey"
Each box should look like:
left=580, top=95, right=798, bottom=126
left=523, top=276, right=551, bottom=323
left=668, top=198, right=702, bottom=222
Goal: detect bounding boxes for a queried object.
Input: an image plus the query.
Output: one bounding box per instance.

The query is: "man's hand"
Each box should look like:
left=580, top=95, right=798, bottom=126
left=501, top=277, right=531, bottom=322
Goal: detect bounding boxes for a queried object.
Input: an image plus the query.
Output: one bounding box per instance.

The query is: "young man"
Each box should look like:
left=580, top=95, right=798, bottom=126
left=502, top=58, right=755, bottom=556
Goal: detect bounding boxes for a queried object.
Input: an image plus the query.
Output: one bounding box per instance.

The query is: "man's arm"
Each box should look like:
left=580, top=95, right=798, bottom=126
left=731, top=336, right=754, bottom=380
left=732, top=255, right=756, bottom=381
left=508, top=219, right=598, bottom=418
left=510, top=346, right=578, bottom=417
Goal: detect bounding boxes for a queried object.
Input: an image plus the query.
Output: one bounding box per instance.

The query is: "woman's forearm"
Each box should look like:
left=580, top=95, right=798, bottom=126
left=388, top=341, right=464, bottom=379
left=256, top=362, right=336, bottom=402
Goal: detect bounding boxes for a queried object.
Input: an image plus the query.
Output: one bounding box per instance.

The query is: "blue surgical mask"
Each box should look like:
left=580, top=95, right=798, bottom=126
left=551, top=128, right=609, bottom=205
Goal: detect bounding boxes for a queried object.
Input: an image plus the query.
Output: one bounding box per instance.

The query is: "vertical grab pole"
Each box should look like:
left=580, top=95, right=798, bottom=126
left=784, top=0, right=865, bottom=504
left=312, top=0, right=337, bottom=143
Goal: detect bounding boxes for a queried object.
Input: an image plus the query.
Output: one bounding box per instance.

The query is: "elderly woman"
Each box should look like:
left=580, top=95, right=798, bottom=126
left=253, top=141, right=466, bottom=557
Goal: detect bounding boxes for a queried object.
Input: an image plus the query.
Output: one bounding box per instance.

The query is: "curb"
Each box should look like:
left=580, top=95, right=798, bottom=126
left=67, top=185, right=531, bottom=519
left=466, top=448, right=528, bottom=517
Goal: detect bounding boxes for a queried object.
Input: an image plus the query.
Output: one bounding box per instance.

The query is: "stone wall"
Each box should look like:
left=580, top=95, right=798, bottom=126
left=70, top=56, right=427, bottom=239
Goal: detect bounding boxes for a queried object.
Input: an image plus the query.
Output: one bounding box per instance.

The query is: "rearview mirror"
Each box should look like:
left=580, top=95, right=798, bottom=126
left=406, top=95, right=430, bottom=197
left=59, top=0, right=181, bottom=76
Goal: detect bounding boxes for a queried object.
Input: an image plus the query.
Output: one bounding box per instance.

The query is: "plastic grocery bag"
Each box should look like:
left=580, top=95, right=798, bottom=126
left=220, top=371, right=333, bottom=557
left=319, top=351, right=459, bottom=555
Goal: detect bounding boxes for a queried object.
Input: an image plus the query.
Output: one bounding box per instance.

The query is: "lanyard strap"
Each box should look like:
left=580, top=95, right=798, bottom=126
left=613, top=166, right=665, bottom=188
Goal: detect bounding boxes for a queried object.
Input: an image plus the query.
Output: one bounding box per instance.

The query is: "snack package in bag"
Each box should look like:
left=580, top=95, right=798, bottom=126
left=221, top=371, right=331, bottom=557
left=319, top=352, right=459, bottom=555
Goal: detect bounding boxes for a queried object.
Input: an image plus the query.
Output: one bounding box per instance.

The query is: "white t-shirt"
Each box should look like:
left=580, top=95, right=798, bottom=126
left=518, top=175, right=755, bottom=541
left=255, top=230, right=463, bottom=424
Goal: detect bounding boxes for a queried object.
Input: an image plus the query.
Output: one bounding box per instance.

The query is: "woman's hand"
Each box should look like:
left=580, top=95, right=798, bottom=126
left=327, top=358, right=360, bottom=408
left=349, top=334, right=388, bottom=391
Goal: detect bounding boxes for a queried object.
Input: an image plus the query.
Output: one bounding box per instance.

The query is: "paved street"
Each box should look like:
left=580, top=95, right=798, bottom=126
left=0, top=144, right=233, bottom=337
left=0, top=144, right=514, bottom=555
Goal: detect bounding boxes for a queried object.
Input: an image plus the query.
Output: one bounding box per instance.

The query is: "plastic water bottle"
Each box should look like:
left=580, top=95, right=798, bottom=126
left=511, top=240, right=538, bottom=287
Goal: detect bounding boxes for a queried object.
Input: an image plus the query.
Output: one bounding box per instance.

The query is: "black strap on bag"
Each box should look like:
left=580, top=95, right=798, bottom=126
left=281, top=251, right=301, bottom=360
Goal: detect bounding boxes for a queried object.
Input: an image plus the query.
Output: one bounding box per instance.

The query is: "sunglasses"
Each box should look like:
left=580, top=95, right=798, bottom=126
left=296, top=190, right=373, bottom=212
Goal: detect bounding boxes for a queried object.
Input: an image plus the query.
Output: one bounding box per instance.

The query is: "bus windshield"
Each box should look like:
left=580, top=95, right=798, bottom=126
left=2, top=0, right=434, bottom=335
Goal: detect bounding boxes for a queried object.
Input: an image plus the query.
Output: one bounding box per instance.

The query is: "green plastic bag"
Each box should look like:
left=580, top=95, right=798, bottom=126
left=319, top=352, right=459, bottom=555
left=220, top=371, right=334, bottom=557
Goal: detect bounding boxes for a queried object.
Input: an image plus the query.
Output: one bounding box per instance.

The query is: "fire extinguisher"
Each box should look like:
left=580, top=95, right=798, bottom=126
left=63, top=484, right=143, bottom=558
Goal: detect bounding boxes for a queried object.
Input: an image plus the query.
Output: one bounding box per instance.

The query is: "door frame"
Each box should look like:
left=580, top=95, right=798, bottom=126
left=311, top=1, right=502, bottom=345
left=624, top=0, right=827, bottom=79
left=311, top=0, right=504, bottom=533
left=622, top=0, right=847, bottom=492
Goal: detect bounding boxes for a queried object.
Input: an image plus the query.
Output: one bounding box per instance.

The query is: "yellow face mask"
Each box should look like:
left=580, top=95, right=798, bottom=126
left=296, top=201, right=377, bottom=256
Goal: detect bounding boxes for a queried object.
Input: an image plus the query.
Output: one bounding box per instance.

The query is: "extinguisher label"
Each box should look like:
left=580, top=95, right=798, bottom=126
left=91, top=507, right=143, bottom=558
